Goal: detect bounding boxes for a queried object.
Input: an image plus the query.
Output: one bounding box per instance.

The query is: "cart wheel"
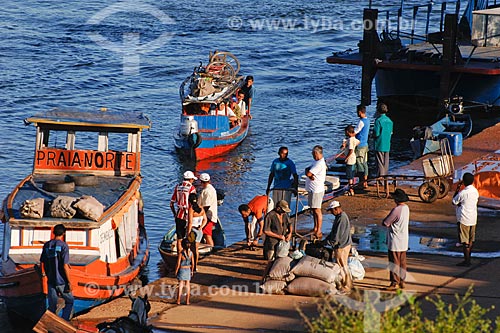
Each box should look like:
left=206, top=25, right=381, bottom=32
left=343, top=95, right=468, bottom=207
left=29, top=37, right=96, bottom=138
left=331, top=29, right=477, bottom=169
left=418, top=181, right=439, bottom=203
left=432, top=178, right=451, bottom=199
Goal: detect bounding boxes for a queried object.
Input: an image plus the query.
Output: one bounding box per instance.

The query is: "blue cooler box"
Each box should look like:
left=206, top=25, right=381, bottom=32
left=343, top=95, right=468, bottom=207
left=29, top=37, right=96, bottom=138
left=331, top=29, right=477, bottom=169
left=439, top=132, right=462, bottom=156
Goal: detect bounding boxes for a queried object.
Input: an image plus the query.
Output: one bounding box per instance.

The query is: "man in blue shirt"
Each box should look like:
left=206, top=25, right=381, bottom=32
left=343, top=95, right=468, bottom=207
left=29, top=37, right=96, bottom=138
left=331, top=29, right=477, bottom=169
left=40, top=224, right=74, bottom=321
left=266, top=146, right=299, bottom=206
left=354, top=104, right=370, bottom=188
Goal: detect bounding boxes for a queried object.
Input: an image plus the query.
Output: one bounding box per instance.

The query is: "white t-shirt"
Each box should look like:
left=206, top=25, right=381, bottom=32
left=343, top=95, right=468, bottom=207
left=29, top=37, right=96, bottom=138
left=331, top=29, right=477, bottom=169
left=346, top=136, right=360, bottom=165
left=305, top=157, right=327, bottom=193
left=192, top=215, right=204, bottom=228
left=199, top=184, right=218, bottom=223
left=217, top=106, right=236, bottom=117
left=238, top=100, right=247, bottom=115
left=452, top=185, right=479, bottom=226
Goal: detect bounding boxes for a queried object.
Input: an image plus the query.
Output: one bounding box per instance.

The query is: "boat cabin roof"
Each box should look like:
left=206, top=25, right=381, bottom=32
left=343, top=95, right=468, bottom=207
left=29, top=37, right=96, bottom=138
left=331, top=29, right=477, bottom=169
left=26, top=108, right=151, bottom=132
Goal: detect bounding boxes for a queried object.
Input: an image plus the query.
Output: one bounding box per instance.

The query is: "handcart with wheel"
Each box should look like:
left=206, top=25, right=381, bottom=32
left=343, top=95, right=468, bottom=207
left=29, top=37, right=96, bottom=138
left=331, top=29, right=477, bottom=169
left=375, top=138, right=454, bottom=203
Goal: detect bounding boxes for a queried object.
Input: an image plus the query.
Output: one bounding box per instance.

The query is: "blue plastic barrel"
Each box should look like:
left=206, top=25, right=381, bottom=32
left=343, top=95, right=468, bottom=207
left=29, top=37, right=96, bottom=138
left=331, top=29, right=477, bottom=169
left=440, top=132, right=462, bottom=156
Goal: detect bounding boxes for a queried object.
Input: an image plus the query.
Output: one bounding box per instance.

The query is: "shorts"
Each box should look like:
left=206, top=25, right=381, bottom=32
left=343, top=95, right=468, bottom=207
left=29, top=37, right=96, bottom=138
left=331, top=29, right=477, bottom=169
left=272, top=189, right=292, bottom=206
left=175, top=217, right=187, bottom=239
left=346, top=164, right=355, bottom=180
left=458, top=223, right=476, bottom=244
left=202, top=221, right=216, bottom=236
left=308, top=191, right=324, bottom=209
left=191, top=228, right=203, bottom=242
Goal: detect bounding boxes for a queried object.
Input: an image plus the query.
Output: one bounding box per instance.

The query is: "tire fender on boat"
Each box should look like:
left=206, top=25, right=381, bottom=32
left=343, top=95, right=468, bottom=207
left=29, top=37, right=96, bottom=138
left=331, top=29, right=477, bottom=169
left=188, top=133, right=202, bottom=149
left=42, top=180, right=75, bottom=193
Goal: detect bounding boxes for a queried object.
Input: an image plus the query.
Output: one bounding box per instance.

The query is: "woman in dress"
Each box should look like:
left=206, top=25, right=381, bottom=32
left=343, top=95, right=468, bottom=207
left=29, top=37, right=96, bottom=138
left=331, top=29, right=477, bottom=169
left=175, top=238, right=194, bottom=305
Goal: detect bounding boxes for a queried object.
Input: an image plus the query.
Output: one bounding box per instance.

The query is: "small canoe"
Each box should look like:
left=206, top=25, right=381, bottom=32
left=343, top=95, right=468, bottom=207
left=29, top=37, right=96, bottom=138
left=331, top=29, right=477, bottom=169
left=158, top=219, right=226, bottom=268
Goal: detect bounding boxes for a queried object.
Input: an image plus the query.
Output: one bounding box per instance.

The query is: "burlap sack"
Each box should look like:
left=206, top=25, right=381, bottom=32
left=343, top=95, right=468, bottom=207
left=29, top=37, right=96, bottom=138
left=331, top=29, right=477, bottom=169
left=286, top=277, right=336, bottom=296
left=260, top=280, right=287, bottom=295
left=50, top=196, right=77, bottom=219
left=73, top=196, right=104, bottom=221
left=291, top=255, right=341, bottom=284
left=20, top=198, right=45, bottom=219
left=266, top=256, right=295, bottom=282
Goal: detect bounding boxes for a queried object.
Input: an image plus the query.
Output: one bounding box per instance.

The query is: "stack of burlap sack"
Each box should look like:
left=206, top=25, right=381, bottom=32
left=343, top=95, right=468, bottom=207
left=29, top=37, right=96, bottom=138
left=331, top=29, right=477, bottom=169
left=20, top=195, right=104, bottom=221
left=260, top=254, right=343, bottom=296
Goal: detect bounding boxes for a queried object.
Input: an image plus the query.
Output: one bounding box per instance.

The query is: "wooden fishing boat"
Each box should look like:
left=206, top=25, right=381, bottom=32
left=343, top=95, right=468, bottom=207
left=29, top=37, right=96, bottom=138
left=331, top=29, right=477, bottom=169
left=0, top=108, right=150, bottom=324
left=158, top=219, right=226, bottom=267
left=174, top=51, right=251, bottom=160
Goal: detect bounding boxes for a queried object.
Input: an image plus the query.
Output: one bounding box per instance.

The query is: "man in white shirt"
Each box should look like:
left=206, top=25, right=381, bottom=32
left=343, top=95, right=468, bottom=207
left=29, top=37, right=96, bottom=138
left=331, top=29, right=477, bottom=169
left=452, top=172, right=479, bottom=267
left=198, top=173, right=218, bottom=246
left=237, top=91, right=247, bottom=116
left=305, top=145, right=327, bottom=238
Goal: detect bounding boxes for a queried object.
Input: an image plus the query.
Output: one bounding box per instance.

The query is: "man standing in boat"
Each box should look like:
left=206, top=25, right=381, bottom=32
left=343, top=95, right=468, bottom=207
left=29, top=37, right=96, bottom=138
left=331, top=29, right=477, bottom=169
left=305, top=145, right=327, bottom=239
left=266, top=146, right=298, bottom=206
left=198, top=172, right=218, bottom=247
left=40, top=224, right=74, bottom=321
left=240, top=76, right=254, bottom=117
left=171, top=171, right=197, bottom=250
left=236, top=91, right=247, bottom=117
left=354, top=104, right=370, bottom=189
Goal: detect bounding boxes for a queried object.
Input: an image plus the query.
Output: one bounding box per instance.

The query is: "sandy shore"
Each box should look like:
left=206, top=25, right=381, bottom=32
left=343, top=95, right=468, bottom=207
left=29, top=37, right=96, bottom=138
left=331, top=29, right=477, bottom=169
left=68, top=122, right=500, bottom=332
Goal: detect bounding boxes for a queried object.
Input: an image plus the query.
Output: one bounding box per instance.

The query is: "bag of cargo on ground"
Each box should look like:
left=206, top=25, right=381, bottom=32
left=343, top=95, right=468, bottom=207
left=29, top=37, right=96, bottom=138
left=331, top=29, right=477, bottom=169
left=73, top=195, right=104, bottom=221
left=291, top=255, right=341, bottom=283
left=348, top=248, right=365, bottom=281
left=50, top=196, right=77, bottom=219
left=286, top=277, right=336, bottom=296
left=20, top=198, right=44, bottom=218
left=305, top=241, right=331, bottom=261
left=275, top=240, right=290, bottom=258
left=260, top=280, right=287, bottom=295
left=265, top=256, right=296, bottom=282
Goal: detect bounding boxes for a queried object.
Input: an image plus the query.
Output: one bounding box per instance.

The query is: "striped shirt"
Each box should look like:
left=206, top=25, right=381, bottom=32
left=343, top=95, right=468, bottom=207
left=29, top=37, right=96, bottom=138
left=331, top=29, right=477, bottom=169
left=171, top=181, right=196, bottom=220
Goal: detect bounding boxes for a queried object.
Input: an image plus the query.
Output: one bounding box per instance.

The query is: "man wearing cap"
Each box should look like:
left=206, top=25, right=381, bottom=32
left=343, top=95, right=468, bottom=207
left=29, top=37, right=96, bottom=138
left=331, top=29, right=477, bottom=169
left=170, top=171, right=197, bottom=251
left=198, top=173, right=218, bottom=247
left=305, top=145, right=327, bottom=238
left=326, top=201, right=353, bottom=294
left=266, top=146, right=299, bottom=206
left=263, top=200, right=293, bottom=260
left=452, top=172, right=479, bottom=267
left=238, top=195, right=271, bottom=250
left=382, top=188, right=410, bottom=290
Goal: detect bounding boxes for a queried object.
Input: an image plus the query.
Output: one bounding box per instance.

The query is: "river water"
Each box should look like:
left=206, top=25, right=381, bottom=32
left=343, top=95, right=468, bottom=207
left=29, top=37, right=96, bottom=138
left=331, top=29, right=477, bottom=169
left=1, top=0, right=423, bottom=285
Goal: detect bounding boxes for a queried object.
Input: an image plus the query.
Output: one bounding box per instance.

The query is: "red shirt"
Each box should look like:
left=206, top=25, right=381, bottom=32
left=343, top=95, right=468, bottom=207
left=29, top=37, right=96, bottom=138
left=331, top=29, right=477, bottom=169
left=248, top=195, right=268, bottom=221
left=171, top=181, right=196, bottom=220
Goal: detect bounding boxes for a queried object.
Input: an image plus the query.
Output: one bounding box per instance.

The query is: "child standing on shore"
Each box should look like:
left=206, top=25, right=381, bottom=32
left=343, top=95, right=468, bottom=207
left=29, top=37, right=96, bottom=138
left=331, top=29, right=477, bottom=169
left=175, top=238, right=194, bottom=305
left=344, top=125, right=360, bottom=196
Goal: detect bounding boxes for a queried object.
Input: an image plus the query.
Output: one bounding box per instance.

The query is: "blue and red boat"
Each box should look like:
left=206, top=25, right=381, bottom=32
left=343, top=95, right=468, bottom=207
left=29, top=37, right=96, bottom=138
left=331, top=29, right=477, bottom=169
left=174, top=51, right=251, bottom=160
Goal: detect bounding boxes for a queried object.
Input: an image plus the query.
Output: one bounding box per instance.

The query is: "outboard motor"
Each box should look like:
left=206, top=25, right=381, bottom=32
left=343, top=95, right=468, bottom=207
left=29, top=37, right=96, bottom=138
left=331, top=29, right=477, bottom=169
left=179, top=116, right=202, bottom=151
left=180, top=116, right=199, bottom=136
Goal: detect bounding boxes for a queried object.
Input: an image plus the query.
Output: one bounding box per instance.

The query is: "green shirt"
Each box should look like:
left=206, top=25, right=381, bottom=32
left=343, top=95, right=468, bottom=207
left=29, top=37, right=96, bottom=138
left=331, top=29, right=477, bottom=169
left=373, top=114, right=393, bottom=152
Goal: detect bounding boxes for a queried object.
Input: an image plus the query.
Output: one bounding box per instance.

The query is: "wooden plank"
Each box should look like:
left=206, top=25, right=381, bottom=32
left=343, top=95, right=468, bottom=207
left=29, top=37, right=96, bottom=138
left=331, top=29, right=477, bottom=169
left=33, top=310, right=77, bottom=333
